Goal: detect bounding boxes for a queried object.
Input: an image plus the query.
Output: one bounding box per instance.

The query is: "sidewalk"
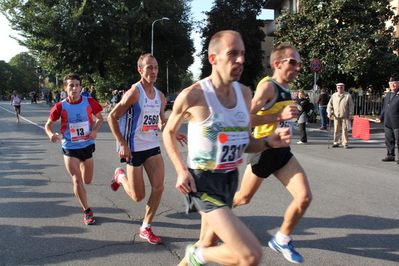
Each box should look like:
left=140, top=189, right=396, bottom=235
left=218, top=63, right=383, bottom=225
left=301, top=116, right=384, bottom=134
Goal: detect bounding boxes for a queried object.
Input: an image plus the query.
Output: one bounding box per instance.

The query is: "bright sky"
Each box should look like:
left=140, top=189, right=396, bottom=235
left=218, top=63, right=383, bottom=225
left=0, top=14, right=29, bottom=62
left=0, top=0, right=272, bottom=78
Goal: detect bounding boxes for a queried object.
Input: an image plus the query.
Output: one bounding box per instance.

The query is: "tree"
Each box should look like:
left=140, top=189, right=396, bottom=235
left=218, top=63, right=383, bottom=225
left=179, top=70, right=195, bottom=91
left=8, top=52, right=39, bottom=95
left=274, top=0, right=399, bottom=92
left=0, top=0, right=194, bottom=99
left=199, top=0, right=266, bottom=89
left=0, top=60, right=18, bottom=98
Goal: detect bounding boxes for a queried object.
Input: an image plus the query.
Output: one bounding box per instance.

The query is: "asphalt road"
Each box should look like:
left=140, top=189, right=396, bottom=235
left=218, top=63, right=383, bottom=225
left=0, top=101, right=398, bottom=266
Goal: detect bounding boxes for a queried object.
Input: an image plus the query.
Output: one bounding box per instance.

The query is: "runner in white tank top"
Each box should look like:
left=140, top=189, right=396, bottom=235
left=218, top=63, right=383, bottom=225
left=118, top=82, right=162, bottom=152
left=162, top=31, right=291, bottom=266
left=10, top=90, right=22, bottom=122
left=187, top=77, right=250, bottom=172
left=108, top=54, right=187, bottom=245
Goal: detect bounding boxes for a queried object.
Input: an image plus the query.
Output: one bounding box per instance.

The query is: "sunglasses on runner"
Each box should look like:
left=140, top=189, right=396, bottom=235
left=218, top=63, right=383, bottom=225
left=279, top=58, right=301, bottom=67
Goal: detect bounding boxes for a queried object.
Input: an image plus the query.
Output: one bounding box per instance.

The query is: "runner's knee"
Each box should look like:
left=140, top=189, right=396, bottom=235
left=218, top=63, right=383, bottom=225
left=238, top=247, right=262, bottom=266
left=151, top=184, right=164, bottom=197
left=297, top=192, right=312, bottom=209
left=126, top=187, right=145, bottom=201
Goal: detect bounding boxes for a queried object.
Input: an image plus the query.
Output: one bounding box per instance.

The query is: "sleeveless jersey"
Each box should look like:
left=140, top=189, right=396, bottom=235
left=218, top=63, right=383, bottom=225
left=12, top=95, right=21, bottom=106
left=186, top=78, right=250, bottom=173
left=118, top=82, right=161, bottom=152
left=60, top=96, right=95, bottom=149
left=253, top=76, right=293, bottom=138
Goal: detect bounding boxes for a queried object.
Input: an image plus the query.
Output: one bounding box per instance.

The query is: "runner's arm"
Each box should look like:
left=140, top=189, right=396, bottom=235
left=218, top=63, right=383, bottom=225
left=239, top=85, right=291, bottom=153
left=107, top=86, right=140, bottom=161
left=158, top=92, right=187, bottom=146
left=250, top=81, right=298, bottom=126
left=162, top=86, right=199, bottom=194
left=88, top=112, right=103, bottom=140
left=44, top=119, right=62, bottom=143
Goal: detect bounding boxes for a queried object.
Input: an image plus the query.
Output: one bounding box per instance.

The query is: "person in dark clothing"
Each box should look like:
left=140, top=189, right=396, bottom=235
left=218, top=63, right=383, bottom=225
left=54, top=91, right=60, bottom=103
left=47, top=91, right=53, bottom=107
left=316, top=88, right=329, bottom=130
left=114, top=90, right=122, bottom=104
left=90, top=86, right=97, bottom=101
left=80, top=87, right=92, bottom=98
left=297, top=90, right=310, bottom=144
left=376, top=76, right=399, bottom=163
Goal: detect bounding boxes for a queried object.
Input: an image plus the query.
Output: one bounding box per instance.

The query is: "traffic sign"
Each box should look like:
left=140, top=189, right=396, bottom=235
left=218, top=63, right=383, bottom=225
left=310, top=58, right=322, bottom=72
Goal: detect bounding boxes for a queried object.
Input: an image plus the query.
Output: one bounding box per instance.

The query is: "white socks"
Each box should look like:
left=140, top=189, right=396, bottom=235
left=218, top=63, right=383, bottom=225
left=275, top=231, right=292, bottom=246
left=141, top=222, right=151, bottom=230
left=193, top=247, right=207, bottom=265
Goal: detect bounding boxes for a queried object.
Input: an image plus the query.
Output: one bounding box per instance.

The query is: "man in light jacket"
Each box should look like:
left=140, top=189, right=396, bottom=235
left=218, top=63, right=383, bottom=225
left=327, top=83, right=354, bottom=148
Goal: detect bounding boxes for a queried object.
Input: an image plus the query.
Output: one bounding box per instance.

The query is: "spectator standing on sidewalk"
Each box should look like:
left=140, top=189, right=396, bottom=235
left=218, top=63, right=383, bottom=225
left=54, top=90, right=61, bottom=103
left=316, top=88, right=329, bottom=130
left=61, top=89, right=67, bottom=101
left=376, top=76, right=399, bottom=163
left=47, top=90, right=53, bottom=107
left=327, top=83, right=354, bottom=149
left=80, top=87, right=92, bottom=98
left=90, top=86, right=97, bottom=101
left=297, top=90, right=310, bottom=144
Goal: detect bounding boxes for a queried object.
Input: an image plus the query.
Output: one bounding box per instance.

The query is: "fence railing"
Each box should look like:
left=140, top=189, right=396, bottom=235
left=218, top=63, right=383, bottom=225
left=301, top=91, right=384, bottom=117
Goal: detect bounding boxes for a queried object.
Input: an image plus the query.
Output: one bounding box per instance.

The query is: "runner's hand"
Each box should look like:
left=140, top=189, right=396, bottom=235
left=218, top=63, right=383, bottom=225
left=176, top=171, right=197, bottom=194
left=176, top=132, right=187, bottom=147
left=281, top=105, right=299, bottom=120
left=267, top=127, right=291, bottom=148
left=118, top=143, right=132, bottom=162
left=50, top=133, right=62, bottom=143
left=88, top=131, right=98, bottom=140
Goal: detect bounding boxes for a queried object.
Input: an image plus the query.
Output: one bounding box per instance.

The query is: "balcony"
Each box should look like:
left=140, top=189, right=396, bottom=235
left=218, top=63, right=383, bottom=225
left=263, top=0, right=282, bottom=9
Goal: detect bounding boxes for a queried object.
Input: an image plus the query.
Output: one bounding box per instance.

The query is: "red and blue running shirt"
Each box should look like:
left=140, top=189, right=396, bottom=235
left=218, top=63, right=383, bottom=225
left=49, top=96, right=103, bottom=149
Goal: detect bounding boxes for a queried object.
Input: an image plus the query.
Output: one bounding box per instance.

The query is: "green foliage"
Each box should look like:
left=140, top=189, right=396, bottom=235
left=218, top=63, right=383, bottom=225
left=199, top=0, right=266, bottom=89
left=0, top=60, right=18, bottom=98
left=0, top=53, right=38, bottom=97
left=274, top=0, right=399, bottom=92
left=179, top=70, right=195, bottom=91
left=0, top=0, right=194, bottom=98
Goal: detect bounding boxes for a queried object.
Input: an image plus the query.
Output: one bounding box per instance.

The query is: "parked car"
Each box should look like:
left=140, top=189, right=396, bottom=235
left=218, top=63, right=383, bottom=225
left=164, top=94, right=177, bottom=111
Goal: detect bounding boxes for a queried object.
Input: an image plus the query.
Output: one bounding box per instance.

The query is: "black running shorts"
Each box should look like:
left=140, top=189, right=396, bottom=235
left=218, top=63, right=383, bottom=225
left=126, top=147, right=161, bottom=167
left=184, top=168, right=238, bottom=214
left=62, top=144, right=95, bottom=162
left=248, top=147, right=293, bottom=178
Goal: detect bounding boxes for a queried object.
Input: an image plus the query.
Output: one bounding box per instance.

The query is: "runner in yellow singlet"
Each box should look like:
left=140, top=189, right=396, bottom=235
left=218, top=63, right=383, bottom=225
left=234, top=43, right=313, bottom=264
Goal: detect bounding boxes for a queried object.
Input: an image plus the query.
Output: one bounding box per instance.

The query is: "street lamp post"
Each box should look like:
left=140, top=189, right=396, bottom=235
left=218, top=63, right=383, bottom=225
left=151, top=17, right=169, bottom=55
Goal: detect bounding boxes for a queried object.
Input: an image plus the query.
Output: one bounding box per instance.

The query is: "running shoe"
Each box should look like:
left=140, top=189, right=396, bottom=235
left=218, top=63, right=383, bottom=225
left=83, top=208, right=95, bottom=225
left=111, top=167, right=125, bottom=191
left=139, top=226, right=162, bottom=245
left=268, top=236, right=304, bottom=263
left=185, top=244, right=204, bottom=266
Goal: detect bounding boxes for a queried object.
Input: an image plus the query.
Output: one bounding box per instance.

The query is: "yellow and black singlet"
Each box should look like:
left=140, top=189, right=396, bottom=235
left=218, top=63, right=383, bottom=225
left=253, top=76, right=293, bottom=138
